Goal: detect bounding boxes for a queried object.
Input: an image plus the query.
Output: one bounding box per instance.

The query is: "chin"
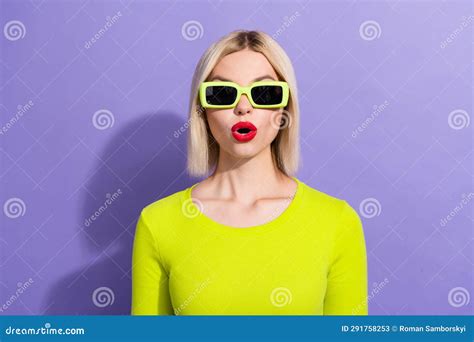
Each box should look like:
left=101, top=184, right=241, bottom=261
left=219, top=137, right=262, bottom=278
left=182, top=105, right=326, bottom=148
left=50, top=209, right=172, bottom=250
left=226, top=143, right=261, bottom=159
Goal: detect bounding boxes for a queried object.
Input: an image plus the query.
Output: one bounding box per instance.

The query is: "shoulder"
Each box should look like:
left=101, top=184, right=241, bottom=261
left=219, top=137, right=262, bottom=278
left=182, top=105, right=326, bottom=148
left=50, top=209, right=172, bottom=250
left=298, top=179, right=348, bottom=212
left=298, top=180, right=365, bottom=255
left=139, top=186, right=190, bottom=223
left=297, top=179, right=362, bottom=228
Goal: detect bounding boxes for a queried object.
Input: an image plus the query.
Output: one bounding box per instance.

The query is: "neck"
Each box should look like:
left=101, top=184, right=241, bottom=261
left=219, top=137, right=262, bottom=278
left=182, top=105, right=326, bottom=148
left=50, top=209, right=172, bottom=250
left=209, top=145, right=289, bottom=203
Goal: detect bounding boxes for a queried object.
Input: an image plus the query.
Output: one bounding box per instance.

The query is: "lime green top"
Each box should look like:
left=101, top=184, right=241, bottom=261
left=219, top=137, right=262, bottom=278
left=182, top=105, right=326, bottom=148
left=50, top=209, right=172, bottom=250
left=131, top=177, right=368, bottom=315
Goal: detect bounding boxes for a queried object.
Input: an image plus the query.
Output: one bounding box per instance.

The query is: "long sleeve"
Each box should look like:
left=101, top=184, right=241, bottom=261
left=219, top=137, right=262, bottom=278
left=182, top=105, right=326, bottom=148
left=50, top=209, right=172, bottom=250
left=323, top=201, right=368, bottom=315
left=131, top=210, right=174, bottom=315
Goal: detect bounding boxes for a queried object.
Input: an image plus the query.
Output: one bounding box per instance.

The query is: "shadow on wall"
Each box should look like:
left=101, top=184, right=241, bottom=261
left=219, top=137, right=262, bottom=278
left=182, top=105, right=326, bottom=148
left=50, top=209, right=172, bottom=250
left=42, top=111, right=197, bottom=314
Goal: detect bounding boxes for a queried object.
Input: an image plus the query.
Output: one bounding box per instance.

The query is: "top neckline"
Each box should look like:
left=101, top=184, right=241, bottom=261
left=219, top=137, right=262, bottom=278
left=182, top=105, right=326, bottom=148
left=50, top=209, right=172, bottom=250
left=183, top=176, right=305, bottom=234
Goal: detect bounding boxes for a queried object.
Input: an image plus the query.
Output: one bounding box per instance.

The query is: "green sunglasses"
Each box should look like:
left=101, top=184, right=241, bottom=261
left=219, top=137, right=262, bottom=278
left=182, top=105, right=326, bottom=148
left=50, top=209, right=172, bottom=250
left=199, top=81, right=289, bottom=109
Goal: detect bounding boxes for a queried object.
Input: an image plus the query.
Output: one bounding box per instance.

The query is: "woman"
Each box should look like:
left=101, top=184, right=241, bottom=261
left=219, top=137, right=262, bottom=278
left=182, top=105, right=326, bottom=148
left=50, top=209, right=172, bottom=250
left=131, top=30, right=368, bottom=315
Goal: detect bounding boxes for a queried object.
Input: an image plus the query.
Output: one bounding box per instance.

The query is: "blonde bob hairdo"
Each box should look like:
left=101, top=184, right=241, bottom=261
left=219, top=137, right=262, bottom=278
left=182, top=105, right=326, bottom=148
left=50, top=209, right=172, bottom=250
left=186, top=29, right=300, bottom=177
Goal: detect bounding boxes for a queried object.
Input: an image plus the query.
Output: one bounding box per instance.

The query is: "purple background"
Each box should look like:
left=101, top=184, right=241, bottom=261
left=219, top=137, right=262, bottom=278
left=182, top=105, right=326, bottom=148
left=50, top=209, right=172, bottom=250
left=0, top=0, right=472, bottom=315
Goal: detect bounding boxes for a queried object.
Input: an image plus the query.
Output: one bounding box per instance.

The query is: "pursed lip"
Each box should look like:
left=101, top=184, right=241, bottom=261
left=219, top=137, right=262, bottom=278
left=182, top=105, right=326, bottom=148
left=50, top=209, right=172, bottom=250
left=231, top=121, right=257, bottom=142
left=231, top=121, right=257, bottom=133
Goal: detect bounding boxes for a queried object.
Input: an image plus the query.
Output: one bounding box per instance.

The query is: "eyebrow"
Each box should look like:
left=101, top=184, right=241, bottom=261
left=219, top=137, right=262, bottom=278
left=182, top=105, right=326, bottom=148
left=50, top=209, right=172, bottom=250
left=208, top=74, right=276, bottom=82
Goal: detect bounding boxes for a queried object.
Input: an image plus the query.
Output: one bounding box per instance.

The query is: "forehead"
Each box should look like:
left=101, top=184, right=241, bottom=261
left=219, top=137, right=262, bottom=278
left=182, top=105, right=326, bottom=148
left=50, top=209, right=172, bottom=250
left=209, top=49, right=278, bottom=83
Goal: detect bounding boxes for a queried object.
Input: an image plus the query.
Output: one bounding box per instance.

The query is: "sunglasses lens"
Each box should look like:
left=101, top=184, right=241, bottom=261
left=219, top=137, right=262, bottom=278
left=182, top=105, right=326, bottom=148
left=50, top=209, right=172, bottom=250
left=205, top=86, right=237, bottom=106
left=251, top=85, right=283, bottom=105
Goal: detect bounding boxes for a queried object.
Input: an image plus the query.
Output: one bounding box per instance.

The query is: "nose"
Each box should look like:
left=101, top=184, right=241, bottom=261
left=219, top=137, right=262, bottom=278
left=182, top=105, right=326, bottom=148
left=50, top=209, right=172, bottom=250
left=234, top=94, right=252, bottom=115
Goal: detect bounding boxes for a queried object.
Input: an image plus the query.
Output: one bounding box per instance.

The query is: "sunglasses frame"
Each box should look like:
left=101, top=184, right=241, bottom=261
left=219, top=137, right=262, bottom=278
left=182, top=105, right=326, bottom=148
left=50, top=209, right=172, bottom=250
left=199, top=80, right=289, bottom=109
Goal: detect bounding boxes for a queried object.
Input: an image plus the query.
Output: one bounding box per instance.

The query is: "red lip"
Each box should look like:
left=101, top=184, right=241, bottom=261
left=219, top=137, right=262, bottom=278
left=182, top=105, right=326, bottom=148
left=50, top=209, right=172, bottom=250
left=231, top=121, right=257, bottom=142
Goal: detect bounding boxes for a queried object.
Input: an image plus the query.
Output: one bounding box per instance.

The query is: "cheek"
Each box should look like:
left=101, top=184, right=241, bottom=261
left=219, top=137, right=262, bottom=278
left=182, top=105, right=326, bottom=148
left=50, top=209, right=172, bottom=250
left=206, top=110, right=232, bottom=141
left=259, top=110, right=283, bottom=141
